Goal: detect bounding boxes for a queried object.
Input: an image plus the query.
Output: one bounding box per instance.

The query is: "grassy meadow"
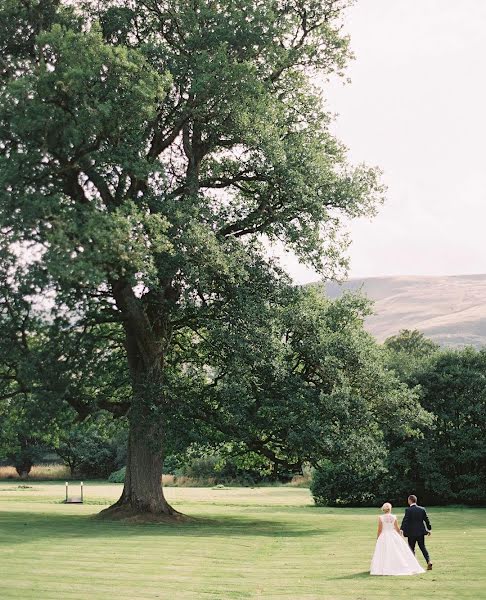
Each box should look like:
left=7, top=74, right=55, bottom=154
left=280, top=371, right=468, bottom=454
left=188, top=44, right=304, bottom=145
left=0, top=482, right=484, bottom=600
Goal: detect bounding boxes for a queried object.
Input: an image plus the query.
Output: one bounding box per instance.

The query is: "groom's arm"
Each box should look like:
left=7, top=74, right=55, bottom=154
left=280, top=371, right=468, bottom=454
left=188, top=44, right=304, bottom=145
left=400, top=508, right=409, bottom=533
left=423, top=508, right=432, bottom=532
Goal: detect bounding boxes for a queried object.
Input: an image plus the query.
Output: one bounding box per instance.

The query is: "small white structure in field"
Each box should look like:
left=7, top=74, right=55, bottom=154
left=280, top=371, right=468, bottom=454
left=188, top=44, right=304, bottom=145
left=64, top=481, right=84, bottom=504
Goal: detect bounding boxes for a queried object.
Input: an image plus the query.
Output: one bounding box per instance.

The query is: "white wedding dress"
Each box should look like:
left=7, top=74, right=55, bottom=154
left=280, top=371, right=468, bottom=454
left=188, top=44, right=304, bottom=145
left=370, top=514, right=425, bottom=576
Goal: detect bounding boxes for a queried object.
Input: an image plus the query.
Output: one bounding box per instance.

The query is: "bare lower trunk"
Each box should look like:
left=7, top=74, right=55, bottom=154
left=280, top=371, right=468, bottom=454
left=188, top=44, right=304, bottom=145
left=100, top=413, right=179, bottom=518
left=17, top=468, right=31, bottom=479
left=15, top=462, right=32, bottom=479
left=100, top=349, right=180, bottom=518
left=103, top=279, right=181, bottom=519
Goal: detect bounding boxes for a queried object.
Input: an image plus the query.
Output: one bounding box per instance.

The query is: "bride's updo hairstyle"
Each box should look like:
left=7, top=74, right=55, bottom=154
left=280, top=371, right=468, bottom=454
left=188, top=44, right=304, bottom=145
left=381, top=502, right=392, bottom=513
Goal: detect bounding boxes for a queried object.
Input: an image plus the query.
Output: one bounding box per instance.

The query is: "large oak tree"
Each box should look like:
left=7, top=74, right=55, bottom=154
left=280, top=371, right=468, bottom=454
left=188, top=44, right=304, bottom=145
left=0, top=0, right=383, bottom=516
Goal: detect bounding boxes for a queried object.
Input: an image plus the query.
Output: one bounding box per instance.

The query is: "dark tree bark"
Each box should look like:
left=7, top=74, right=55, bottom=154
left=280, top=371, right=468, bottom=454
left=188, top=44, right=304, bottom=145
left=15, top=462, right=33, bottom=479
left=100, top=386, right=179, bottom=517
left=100, top=280, right=180, bottom=518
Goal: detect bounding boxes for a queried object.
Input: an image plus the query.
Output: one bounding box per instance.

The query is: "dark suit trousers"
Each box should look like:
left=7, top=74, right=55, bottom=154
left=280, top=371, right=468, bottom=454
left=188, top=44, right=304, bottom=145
left=407, top=535, right=430, bottom=563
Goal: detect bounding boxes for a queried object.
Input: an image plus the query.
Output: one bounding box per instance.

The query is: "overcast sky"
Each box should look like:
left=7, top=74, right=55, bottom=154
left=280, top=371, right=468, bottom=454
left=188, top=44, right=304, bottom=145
left=284, top=0, right=486, bottom=284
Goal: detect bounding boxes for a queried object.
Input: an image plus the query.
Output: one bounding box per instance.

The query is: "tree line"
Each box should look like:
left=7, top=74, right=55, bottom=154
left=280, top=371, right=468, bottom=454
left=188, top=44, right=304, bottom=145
left=2, top=262, right=485, bottom=505
left=312, top=328, right=486, bottom=506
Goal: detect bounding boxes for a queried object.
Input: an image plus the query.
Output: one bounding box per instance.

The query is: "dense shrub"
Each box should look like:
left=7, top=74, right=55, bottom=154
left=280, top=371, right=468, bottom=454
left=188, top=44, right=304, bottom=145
left=55, top=415, right=127, bottom=479
left=163, top=454, right=183, bottom=475
left=311, top=460, right=381, bottom=507
left=183, top=455, right=221, bottom=479
left=110, top=449, right=299, bottom=486
left=75, top=437, right=118, bottom=479
left=108, top=458, right=182, bottom=484
left=175, top=451, right=272, bottom=485
left=108, top=466, right=126, bottom=483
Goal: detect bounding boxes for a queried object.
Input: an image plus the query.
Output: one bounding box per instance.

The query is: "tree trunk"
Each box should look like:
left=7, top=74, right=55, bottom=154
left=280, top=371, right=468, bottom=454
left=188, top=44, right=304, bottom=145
left=16, top=467, right=32, bottom=479
left=102, top=378, right=180, bottom=518
left=15, top=461, right=32, bottom=479
left=101, top=279, right=182, bottom=519
left=101, top=413, right=178, bottom=517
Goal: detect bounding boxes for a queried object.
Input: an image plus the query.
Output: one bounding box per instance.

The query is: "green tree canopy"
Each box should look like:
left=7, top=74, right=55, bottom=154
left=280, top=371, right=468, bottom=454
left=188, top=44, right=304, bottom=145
left=0, top=0, right=383, bottom=516
left=384, top=329, right=440, bottom=382
left=187, top=287, right=427, bottom=475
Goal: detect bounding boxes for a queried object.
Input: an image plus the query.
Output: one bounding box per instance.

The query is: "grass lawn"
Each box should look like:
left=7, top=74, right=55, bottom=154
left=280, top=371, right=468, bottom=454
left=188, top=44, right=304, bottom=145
left=0, top=482, right=484, bottom=599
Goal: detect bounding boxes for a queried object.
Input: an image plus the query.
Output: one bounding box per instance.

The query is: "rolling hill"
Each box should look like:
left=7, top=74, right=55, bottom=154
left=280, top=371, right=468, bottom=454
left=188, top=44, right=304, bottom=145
left=325, top=275, right=486, bottom=348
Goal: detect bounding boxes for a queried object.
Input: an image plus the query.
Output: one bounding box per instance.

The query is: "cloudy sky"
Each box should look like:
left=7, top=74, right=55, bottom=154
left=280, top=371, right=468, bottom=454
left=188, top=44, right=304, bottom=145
left=284, top=0, right=486, bottom=283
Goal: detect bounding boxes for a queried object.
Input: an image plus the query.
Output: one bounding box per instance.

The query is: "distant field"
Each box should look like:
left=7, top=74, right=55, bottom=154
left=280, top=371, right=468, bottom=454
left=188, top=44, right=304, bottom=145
left=0, top=483, right=485, bottom=599
left=325, top=274, right=486, bottom=347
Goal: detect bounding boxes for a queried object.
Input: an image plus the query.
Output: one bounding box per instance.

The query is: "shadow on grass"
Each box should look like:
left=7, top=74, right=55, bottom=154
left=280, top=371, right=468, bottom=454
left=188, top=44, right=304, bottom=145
left=330, top=570, right=371, bottom=580
left=0, top=510, right=332, bottom=545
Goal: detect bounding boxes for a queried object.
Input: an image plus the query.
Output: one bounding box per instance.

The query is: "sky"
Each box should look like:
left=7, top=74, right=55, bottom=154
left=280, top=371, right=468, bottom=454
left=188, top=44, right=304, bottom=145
left=284, top=0, right=486, bottom=284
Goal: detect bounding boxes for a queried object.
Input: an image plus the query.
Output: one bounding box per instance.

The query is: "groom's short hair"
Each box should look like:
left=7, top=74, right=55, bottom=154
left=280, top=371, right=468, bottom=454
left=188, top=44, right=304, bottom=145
left=408, top=494, right=417, bottom=503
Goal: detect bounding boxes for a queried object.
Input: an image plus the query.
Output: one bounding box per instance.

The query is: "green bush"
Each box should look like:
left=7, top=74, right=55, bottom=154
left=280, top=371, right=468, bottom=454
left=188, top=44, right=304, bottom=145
left=56, top=417, right=127, bottom=479
left=174, top=450, right=276, bottom=485
left=108, top=466, right=126, bottom=483
left=163, top=454, right=182, bottom=475
left=311, top=460, right=380, bottom=507
left=183, top=455, right=221, bottom=479
left=75, top=436, right=118, bottom=479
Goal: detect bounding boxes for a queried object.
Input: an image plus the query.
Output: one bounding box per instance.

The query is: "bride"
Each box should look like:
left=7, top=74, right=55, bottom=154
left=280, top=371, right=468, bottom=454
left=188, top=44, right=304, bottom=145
left=370, top=502, right=425, bottom=576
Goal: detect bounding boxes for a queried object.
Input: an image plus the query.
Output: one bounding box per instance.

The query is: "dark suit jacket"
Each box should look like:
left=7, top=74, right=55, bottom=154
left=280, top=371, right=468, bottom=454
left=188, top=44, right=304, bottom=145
left=401, top=504, right=432, bottom=537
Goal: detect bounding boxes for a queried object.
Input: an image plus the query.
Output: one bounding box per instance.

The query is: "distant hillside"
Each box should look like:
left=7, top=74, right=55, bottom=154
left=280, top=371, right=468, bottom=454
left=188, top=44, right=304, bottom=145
left=325, top=275, right=486, bottom=348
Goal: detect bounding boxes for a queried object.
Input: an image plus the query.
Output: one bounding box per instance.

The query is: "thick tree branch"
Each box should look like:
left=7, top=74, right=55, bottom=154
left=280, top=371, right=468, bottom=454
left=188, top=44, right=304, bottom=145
left=148, top=111, right=190, bottom=160
left=83, top=165, right=115, bottom=206
left=110, top=278, right=161, bottom=370
left=62, top=171, right=90, bottom=205
left=218, top=205, right=278, bottom=238
left=199, top=173, right=270, bottom=190
left=0, top=389, right=26, bottom=402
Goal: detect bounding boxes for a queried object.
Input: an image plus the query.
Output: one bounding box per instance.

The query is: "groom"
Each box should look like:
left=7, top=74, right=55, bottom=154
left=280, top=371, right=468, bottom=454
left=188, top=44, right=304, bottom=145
left=400, top=494, right=433, bottom=570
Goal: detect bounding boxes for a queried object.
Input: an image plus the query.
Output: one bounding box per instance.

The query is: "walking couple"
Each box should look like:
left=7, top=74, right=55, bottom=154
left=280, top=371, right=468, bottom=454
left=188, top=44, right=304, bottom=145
left=370, top=495, right=433, bottom=576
